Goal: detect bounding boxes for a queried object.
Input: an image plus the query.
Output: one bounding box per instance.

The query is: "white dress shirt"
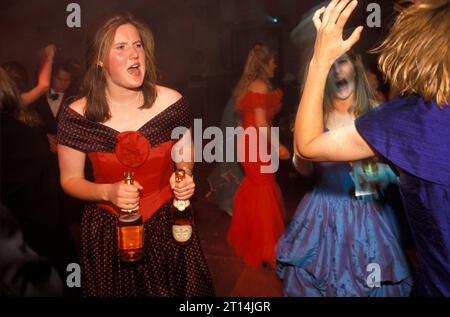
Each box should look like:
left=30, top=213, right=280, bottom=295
left=46, top=89, right=64, bottom=118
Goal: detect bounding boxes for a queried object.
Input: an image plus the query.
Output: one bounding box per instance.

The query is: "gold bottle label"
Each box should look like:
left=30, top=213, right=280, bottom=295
left=172, top=225, right=192, bottom=243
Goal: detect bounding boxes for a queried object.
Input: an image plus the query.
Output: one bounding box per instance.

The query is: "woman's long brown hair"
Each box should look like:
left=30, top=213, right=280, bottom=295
left=82, top=14, right=158, bottom=122
left=323, top=51, right=377, bottom=121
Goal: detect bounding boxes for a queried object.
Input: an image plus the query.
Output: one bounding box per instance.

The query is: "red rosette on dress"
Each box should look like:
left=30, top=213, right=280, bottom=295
left=115, top=131, right=150, bottom=168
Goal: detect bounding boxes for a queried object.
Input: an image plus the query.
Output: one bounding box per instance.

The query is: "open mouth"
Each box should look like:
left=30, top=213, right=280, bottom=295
left=335, top=78, right=349, bottom=91
left=127, top=63, right=141, bottom=76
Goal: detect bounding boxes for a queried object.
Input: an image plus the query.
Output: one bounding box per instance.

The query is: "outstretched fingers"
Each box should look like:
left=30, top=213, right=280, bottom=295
left=336, top=0, right=359, bottom=30
left=321, top=0, right=339, bottom=28
left=328, top=0, right=352, bottom=27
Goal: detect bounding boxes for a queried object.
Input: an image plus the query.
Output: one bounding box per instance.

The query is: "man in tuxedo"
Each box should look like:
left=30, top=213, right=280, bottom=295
left=33, top=64, right=73, bottom=153
left=32, top=64, right=83, bottom=261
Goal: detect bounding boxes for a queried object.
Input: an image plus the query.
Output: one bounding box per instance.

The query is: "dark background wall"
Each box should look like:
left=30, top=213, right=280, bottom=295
left=0, top=0, right=396, bottom=129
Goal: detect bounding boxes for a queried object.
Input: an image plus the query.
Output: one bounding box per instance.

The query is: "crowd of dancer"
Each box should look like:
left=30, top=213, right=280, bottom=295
left=1, top=0, right=448, bottom=297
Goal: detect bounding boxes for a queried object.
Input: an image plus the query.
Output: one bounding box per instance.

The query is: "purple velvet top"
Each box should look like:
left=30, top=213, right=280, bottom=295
left=356, top=95, right=449, bottom=186
left=355, top=94, right=450, bottom=296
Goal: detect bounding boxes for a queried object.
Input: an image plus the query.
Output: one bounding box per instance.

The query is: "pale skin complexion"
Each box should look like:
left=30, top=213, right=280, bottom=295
left=58, top=23, right=195, bottom=212
left=294, top=0, right=375, bottom=163
left=248, top=57, right=290, bottom=160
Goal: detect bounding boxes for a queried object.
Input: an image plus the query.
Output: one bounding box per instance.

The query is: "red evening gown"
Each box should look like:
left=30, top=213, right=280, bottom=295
left=228, top=89, right=286, bottom=268
left=57, top=98, right=215, bottom=297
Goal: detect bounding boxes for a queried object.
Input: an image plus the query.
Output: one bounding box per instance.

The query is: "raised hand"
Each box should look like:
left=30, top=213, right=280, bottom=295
left=41, top=44, right=56, bottom=62
left=312, top=0, right=363, bottom=67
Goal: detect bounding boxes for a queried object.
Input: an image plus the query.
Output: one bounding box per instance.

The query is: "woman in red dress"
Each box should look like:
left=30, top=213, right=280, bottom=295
left=228, top=45, right=290, bottom=268
left=57, top=14, right=214, bottom=297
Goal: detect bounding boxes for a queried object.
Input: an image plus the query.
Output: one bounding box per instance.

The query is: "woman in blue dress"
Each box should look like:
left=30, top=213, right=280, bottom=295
left=293, top=0, right=449, bottom=296
left=276, top=50, right=413, bottom=296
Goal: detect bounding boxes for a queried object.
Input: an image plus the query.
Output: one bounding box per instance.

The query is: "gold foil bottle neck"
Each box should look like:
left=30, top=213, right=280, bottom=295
left=175, top=169, right=185, bottom=183
left=124, top=171, right=134, bottom=185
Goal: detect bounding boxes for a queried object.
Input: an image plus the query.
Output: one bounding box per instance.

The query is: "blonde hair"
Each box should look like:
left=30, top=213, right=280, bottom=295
left=324, top=51, right=377, bottom=120
left=374, top=0, right=450, bottom=107
left=233, top=45, right=275, bottom=102
left=83, top=14, right=158, bottom=122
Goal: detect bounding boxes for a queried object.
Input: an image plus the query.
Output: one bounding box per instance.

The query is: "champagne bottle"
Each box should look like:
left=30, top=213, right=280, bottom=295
left=171, top=169, right=194, bottom=245
left=117, top=172, right=144, bottom=262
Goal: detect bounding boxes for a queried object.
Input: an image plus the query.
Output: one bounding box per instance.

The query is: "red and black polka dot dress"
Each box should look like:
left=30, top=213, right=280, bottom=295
left=57, top=98, right=215, bottom=297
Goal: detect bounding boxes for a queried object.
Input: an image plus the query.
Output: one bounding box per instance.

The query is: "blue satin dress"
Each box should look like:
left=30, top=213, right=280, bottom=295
left=355, top=94, right=450, bottom=297
left=276, top=159, right=413, bottom=297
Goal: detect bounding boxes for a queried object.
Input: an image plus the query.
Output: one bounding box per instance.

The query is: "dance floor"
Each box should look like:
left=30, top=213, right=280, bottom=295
left=194, top=160, right=310, bottom=297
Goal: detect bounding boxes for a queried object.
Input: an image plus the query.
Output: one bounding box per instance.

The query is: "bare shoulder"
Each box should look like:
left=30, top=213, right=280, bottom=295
left=248, top=80, right=269, bottom=94
left=156, top=85, right=183, bottom=107
left=68, top=97, right=87, bottom=115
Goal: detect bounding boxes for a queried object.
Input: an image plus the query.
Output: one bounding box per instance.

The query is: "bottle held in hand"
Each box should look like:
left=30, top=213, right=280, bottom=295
left=171, top=169, right=194, bottom=245
left=117, top=172, right=144, bottom=262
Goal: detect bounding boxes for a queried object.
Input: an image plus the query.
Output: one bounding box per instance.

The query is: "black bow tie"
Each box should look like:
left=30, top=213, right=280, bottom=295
left=49, top=93, right=60, bottom=101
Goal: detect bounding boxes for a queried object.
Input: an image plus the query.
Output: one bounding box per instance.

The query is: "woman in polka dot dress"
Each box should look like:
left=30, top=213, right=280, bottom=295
left=57, top=14, right=215, bottom=297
